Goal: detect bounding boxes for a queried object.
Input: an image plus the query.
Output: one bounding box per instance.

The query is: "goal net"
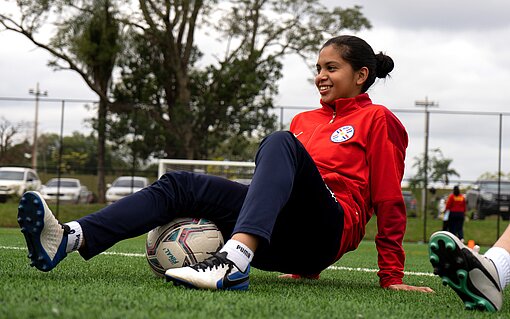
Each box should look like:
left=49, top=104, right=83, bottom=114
left=157, top=159, right=255, bottom=184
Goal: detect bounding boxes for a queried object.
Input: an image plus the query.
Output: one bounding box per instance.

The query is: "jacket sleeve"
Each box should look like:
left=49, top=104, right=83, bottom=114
left=367, top=109, right=408, bottom=288
left=445, top=194, right=454, bottom=211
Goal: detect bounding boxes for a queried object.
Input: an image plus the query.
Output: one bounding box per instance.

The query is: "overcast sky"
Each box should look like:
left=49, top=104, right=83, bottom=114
left=1, top=1, right=510, bottom=182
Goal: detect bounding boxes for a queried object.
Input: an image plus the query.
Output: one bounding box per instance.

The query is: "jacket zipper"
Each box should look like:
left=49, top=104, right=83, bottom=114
left=329, top=111, right=336, bottom=124
left=305, top=110, right=337, bottom=148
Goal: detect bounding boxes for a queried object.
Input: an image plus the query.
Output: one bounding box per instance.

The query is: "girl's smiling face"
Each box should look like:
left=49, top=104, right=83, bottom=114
left=314, top=45, right=368, bottom=104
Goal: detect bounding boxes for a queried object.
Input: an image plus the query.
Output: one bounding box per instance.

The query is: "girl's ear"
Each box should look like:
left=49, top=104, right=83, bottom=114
left=356, top=67, right=369, bottom=86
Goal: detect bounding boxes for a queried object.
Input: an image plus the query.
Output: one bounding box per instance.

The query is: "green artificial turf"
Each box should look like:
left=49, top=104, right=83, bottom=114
left=1, top=228, right=510, bottom=318
left=2, top=200, right=510, bottom=245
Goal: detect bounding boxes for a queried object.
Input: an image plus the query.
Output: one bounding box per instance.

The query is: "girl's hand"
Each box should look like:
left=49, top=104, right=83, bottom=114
left=387, top=284, right=434, bottom=293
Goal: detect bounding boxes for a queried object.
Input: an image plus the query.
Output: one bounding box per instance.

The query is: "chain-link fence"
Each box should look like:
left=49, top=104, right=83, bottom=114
left=1, top=96, right=510, bottom=241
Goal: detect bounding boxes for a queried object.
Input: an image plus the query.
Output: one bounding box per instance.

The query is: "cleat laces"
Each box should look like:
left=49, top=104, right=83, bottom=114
left=191, top=252, right=233, bottom=272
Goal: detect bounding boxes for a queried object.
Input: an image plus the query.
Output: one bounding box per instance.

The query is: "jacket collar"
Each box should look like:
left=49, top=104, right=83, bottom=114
left=319, top=93, right=372, bottom=116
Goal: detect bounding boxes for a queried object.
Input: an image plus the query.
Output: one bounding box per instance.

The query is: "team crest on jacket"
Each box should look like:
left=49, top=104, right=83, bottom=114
left=331, top=125, right=354, bottom=143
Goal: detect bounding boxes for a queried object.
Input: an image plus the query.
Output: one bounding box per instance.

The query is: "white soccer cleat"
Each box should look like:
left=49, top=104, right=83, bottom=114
left=17, top=191, right=69, bottom=271
left=429, top=231, right=503, bottom=312
left=165, top=251, right=250, bottom=290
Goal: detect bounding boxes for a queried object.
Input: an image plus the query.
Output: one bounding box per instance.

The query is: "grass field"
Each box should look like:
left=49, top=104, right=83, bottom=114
left=2, top=200, right=510, bottom=246
left=1, top=228, right=510, bottom=318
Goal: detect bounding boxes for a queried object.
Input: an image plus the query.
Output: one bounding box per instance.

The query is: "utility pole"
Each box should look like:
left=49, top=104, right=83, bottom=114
left=415, top=97, right=438, bottom=243
left=28, top=83, right=48, bottom=170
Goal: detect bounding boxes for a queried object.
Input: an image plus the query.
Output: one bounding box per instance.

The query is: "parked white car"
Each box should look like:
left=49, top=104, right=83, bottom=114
left=106, top=176, right=149, bottom=204
left=41, top=178, right=93, bottom=204
left=0, top=167, right=42, bottom=202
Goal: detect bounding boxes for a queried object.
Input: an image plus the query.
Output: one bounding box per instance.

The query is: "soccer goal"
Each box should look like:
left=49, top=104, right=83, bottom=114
left=157, top=159, right=255, bottom=184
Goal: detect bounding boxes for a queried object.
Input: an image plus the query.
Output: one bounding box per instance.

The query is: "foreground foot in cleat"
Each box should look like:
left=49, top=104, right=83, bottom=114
left=428, top=231, right=503, bottom=312
left=165, top=251, right=250, bottom=290
left=17, top=191, right=69, bottom=272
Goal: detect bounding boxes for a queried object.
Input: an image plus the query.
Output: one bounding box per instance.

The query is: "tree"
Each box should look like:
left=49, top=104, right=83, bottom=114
left=37, top=131, right=133, bottom=175
left=38, top=132, right=93, bottom=174
left=478, top=171, right=510, bottom=181
left=409, top=148, right=460, bottom=188
left=1, top=1, right=371, bottom=187
left=0, top=0, right=122, bottom=202
left=109, top=0, right=371, bottom=161
left=0, top=117, right=28, bottom=163
left=430, top=150, right=460, bottom=186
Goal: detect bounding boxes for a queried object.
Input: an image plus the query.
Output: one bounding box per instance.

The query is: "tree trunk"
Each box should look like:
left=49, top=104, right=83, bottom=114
left=96, top=98, right=108, bottom=203
left=173, top=66, right=194, bottom=157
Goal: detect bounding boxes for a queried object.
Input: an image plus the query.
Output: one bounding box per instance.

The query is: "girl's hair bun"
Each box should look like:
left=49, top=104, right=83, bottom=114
left=375, top=52, right=394, bottom=78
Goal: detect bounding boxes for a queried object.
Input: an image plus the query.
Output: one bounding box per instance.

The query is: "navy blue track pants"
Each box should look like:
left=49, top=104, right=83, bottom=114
left=77, top=131, right=344, bottom=275
left=447, top=211, right=465, bottom=240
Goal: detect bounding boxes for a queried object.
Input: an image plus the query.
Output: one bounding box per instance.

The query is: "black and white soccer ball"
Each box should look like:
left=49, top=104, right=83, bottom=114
left=145, top=217, right=224, bottom=277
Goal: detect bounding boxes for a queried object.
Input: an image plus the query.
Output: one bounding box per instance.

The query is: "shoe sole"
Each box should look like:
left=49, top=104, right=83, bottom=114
left=17, top=192, right=54, bottom=271
left=165, top=275, right=200, bottom=289
left=165, top=274, right=249, bottom=291
left=429, top=232, right=498, bottom=312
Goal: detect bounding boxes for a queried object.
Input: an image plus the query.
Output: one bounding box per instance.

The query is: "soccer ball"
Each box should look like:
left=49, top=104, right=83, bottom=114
left=145, top=217, right=224, bottom=277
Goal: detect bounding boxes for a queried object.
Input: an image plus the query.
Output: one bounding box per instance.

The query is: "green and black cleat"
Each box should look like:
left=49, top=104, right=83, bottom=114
left=429, top=231, right=503, bottom=312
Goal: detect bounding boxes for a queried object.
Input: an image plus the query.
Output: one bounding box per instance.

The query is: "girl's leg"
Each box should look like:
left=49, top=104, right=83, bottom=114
left=164, top=131, right=343, bottom=289
left=448, top=213, right=460, bottom=239
left=78, top=172, right=248, bottom=259
left=494, top=225, right=510, bottom=250
left=233, top=131, right=343, bottom=275
left=458, top=214, right=465, bottom=240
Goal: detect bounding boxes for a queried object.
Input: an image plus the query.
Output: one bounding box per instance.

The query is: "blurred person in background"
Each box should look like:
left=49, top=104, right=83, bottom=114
left=443, top=185, right=466, bottom=241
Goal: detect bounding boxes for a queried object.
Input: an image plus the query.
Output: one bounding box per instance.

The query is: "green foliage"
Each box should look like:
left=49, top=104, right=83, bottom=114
left=0, top=139, right=31, bottom=167
left=35, top=132, right=141, bottom=174
left=208, top=135, right=260, bottom=161
left=189, top=54, right=280, bottom=159
left=1, top=1, right=371, bottom=197
left=0, top=117, right=29, bottom=164
left=1, top=0, right=124, bottom=201
left=478, top=171, right=510, bottom=181
left=49, top=0, right=122, bottom=81
left=73, top=2, right=120, bottom=79
left=410, top=148, right=460, bottom=188
left=108, top=0, right=371, bottom=161
left=430, top=150, right=460, bottom=185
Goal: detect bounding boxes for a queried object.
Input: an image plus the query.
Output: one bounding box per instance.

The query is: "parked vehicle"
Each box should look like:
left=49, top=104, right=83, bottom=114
left=106, top=176, right=149, bottom=204
left=0, top=167, right=41, bottom=203
left=402, top=190, right=417, bottom=216
left=466, top=180, right=510, bottom=220
left=40, top=178, right=94, bottom=204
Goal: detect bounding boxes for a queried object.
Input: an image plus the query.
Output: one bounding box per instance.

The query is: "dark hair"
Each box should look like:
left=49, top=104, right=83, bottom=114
left=453, top=185, right=460, bottom=196
left=321, top=35, right=394, bottom=93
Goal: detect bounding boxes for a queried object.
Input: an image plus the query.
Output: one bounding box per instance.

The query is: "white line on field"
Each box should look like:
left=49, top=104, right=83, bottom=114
left=327, top=265, right=435, bottom=277
left=0, top=245, right=24, bottom=250
left=101, top=251, right=145, bottom=257
left=1, top=245, right=435, bottom=277
left=0, top=245, right=145, bottom=257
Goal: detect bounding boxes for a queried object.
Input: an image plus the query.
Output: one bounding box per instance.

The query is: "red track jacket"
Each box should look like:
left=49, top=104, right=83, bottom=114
left=289, top=93, right=408, bottom=287
left=445, top=194, right=466, bottom=213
